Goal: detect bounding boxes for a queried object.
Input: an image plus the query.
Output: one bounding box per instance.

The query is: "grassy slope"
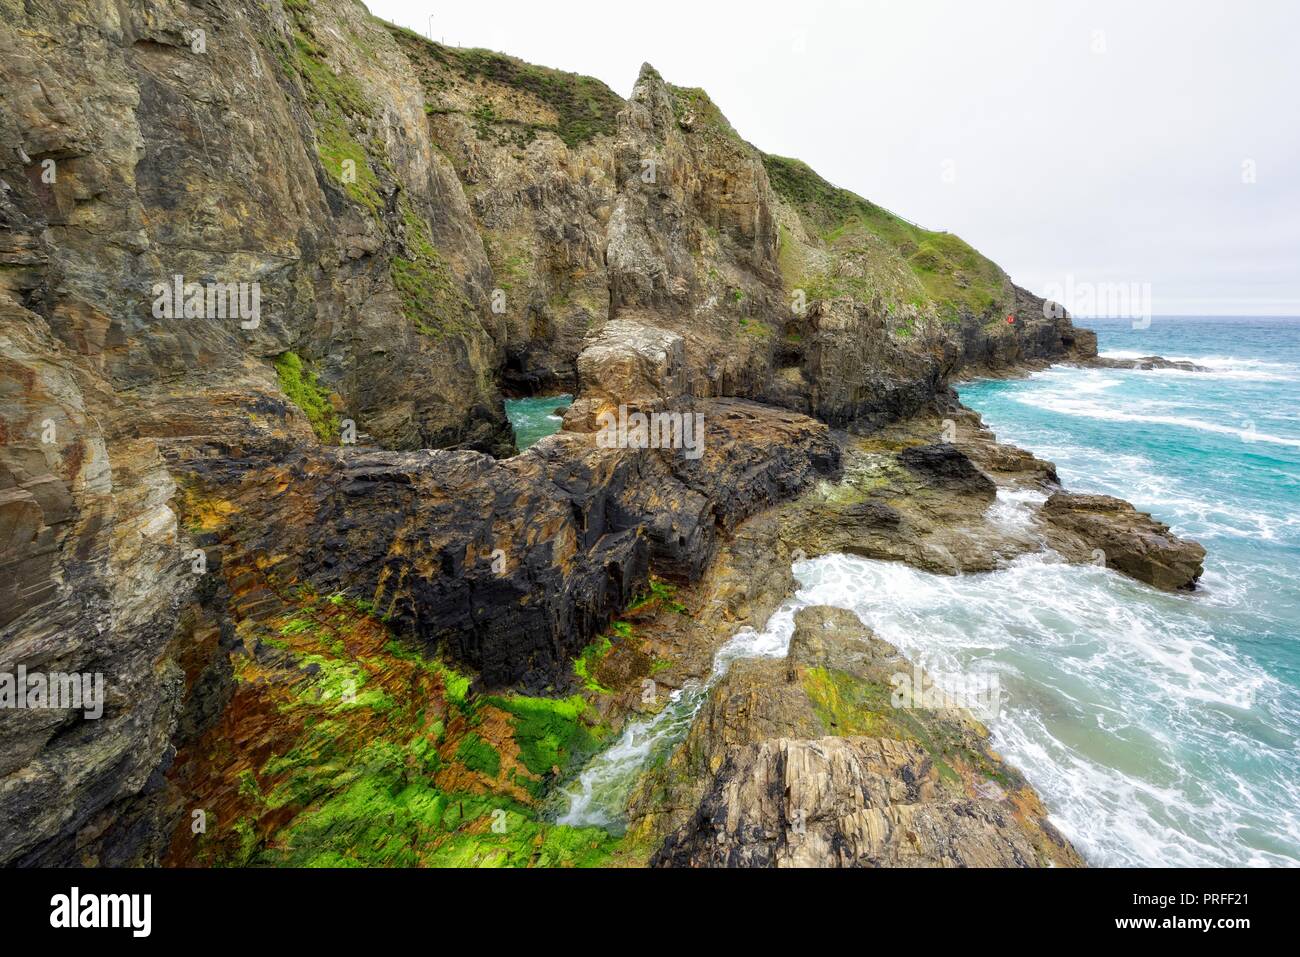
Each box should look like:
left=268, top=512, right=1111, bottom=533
left=763, top=154, right=1014, bottom=321
left=385, top=22, right=623, bottom=149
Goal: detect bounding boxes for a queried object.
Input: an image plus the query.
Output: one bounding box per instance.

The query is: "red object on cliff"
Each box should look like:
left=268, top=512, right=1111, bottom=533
left=1006, top=315, right=1016, bottom=324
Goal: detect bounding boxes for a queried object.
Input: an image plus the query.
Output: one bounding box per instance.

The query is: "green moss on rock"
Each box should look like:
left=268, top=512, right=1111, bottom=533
left=273, top=351, right=340, bottom=442
left=763, top=153, right=1010, bottom=320
left=485, top=694, right=606, bottom=778
left=391, top=199, right=472, bottom=337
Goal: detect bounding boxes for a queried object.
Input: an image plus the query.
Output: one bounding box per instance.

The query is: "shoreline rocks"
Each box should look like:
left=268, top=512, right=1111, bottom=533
left=0, top=0, right=1203, bottom=868
left=645, top=606, right=1083, bottom=868
left=1081, top=355, right=1208, bottom=372
left=1039, top=492, right=1206, bottom=591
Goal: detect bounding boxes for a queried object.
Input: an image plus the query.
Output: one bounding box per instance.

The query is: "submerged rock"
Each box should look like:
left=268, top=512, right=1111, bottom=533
left=1085, top=355, right=1209, bottom=372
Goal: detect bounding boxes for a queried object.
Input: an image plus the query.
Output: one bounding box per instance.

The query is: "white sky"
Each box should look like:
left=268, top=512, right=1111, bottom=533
left=368, top=0, right=1300, bottom=316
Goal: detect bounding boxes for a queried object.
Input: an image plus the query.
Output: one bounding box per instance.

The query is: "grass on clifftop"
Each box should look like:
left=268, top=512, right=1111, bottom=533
left=668, top=85, right=744, bottom=143
left=274, top=351, right=340, bottom=442
left=764, top=153, right=1011, bottom=320
left=386, top=23, right=623, bottom=148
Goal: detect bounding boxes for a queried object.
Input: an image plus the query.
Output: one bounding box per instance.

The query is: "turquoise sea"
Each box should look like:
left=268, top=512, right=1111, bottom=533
left=936, top=316, right=1300, bottom=865
left=504, top=394, right=572, bottom=452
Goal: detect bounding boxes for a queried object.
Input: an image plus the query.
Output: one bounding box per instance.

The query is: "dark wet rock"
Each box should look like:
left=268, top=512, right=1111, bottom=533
left=164, top=398, right=837, bottom=691
left=900, top=443, right=997, bottom=498
left=1084, top=355, right=1208, bottom=372
left=1038, top=492, right=1206, bottom=591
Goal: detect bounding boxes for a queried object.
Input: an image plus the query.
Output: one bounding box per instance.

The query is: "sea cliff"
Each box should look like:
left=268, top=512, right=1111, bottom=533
left=0, top=0, right=1199, bottom=866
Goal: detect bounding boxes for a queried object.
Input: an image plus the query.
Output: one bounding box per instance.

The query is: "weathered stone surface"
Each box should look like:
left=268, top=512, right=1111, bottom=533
left=0, top=0, right=1165, bottom=870
left=1039, top=492, right=1206, bottom=591
left=564, top=320, right=690, bottom=432
left=0, top=300, right=194, bottom=867
left=643, top=606, right=1082, bottom=868
left=163, top=397, right=837, bottom=690
left=656, top=736, right=1067, bottom=867
left=899, top=443, right=997, bottom=498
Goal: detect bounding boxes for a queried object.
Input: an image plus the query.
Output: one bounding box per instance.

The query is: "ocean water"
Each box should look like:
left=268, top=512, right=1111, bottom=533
left=504, top=394, right=571, bottom=452
left=556, top=317, right=1300, bottom=866
left=941, top=316, right=1300, bottom=865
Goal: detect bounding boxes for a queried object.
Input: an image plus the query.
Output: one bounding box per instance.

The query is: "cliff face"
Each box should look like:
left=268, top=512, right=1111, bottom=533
left=1, top=0, right=1099, bottom=867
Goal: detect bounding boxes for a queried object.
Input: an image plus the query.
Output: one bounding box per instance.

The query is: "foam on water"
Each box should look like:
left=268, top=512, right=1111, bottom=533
left=556, top=318, right=1300, bottom=866
left=1099, top=350, right=1300, bottom=381
left=551, top=602, right=802, bottom=831
left=957, top=316, right=1300, bottom=865
left=556, top=550, right=1300, bottom=865
left=790, top=552, right=1299, bottom=866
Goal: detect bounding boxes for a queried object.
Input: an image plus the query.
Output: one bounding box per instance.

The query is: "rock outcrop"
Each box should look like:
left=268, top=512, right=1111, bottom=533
left=644, top=606, right=1082, bottom=867
left=1039, top=492, right=1206, bottom=591
left=0, top=0, right=1178, bottom=869
left=1085, top=355, right=1207, bottom=372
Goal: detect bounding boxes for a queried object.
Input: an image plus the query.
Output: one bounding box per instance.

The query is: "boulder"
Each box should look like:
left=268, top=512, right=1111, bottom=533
left=1039, top=492, right=1206, bottom=590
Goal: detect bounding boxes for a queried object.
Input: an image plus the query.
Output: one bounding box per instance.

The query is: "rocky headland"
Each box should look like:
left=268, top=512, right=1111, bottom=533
left=1, top=0, right=1202, bottom=867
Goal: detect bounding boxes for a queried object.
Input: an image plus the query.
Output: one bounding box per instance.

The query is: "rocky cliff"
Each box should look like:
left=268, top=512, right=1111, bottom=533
left=1, top=0, right=1179, bottom=868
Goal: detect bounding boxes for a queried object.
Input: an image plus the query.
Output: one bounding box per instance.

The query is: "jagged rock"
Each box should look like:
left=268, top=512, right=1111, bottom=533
left=644, top=606, right=1082, bottom=868
left=574, top=319, right=689, bottom=410
left=163, top=398, right=838, bottom=689
left=957, top=287, right=1098, bottom=376
left=799, top=299, right=957, bottom=429
left=655, top=736, right=1069, bottom=867
left=1039, top=492, right=1206, bottom=590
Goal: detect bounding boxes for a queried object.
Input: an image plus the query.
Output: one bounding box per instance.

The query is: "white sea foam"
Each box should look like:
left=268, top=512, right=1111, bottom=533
left=556, top=550, right=1299, bottom=866
left=789, top=553, right=1300, bottom=867
left=1015, top=392, right=1300, bottom=448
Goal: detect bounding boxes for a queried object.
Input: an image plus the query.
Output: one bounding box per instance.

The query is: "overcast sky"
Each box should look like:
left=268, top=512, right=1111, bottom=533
left=369, top=0, right=1299, bottom=316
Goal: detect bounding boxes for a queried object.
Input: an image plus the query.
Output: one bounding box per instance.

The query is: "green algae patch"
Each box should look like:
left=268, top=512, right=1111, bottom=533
left=801, top=664, right=1014, bottom=793
left=485, top=694, right=607, bottom=779
left=627, top=578, right=687, bottom=616
left=455, top=733, right=502, bottom=778
left=802, top=666, right=892, bottom=738
left=573, top=636, right=614, bottom=694
left=274, top=351, right=340, bottom=442
left=169, top=578, right=628, bottom=868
